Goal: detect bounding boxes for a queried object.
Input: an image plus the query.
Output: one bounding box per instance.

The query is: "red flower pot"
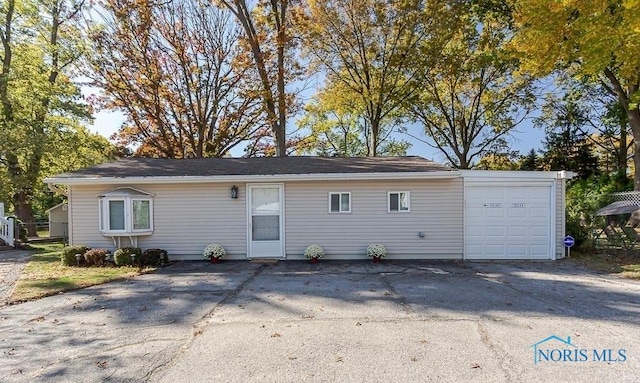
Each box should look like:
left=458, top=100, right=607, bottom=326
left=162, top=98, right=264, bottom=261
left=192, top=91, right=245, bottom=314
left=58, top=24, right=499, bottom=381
left=210, top=257, right=220, bottom=263
left=372, top=256, right=381, bottom=264
left=309, top=257, right=319, bottom=264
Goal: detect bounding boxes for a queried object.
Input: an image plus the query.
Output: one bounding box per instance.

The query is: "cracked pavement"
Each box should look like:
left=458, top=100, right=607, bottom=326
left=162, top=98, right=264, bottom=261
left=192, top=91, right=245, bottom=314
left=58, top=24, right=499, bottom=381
left=1, top=260, right=639, bottom=382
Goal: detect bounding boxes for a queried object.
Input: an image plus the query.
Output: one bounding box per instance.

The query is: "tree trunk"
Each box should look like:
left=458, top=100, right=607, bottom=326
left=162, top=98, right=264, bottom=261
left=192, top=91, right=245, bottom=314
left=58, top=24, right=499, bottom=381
left=629, top=109, right=640, bottom=191
left=275, top=0, right=287, bottom=157
left=220, top=0, right=288, bottom=157
left=13, top=190, right=36, bottom=237
left=6, top=153, right=38, bottom=237
left=603, top=68, right=639, bottom=189
left=618, top=113, right=628, bottom=177
left=369, top=118, right=379, bottom=157
left=272, top=121, right=286, bottom=156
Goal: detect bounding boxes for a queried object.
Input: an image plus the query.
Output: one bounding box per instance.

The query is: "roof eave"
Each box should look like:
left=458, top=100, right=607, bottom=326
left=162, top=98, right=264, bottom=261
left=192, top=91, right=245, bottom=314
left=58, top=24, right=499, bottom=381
left=460, top=170, right=576, bottom=180
left=44, top=171, right=462, bottom=185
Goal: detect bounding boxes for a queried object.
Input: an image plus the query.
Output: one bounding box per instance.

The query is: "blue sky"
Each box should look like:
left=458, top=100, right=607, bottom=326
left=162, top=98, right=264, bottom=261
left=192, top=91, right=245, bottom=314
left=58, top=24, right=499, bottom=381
left=88, top=108, right=546, bottom=163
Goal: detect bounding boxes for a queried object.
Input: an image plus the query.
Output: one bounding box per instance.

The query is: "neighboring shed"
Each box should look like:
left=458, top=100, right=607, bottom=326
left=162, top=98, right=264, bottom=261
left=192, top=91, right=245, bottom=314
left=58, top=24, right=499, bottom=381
left=44, top=156, right=573, bottom=261
left=46, top=202, right=68, bottom=238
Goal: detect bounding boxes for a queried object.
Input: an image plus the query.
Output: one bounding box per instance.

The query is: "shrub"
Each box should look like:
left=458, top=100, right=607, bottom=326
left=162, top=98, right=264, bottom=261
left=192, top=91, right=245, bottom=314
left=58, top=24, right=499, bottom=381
left=304, top=244, right=325, bottom=259
left=203, top=244, right=225, bottom=259
left=84, top=249, right=110, bottom=266
left=114, top=247, right=142, bottom=266
left=367, top=244, right=387, bottom=258
left=566, top=175, right=633, bottom=248
left=61, top=245, right=89, bottom=266
left=141, top=248, right=168, bottom=266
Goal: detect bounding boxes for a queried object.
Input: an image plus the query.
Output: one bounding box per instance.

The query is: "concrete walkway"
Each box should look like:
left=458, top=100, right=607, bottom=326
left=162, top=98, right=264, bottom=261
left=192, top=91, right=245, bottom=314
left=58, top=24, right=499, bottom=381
left=0, top=250, right=31, bottom=306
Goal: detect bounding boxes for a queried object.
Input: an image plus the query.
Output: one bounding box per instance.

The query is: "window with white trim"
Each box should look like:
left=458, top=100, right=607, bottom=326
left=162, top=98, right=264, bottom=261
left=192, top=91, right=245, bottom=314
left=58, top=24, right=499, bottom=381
left=329, top=192, right=351, bottom=213
left=99, top=188, right=154, bottom=234
left=388, top=191, right=410, bottom=212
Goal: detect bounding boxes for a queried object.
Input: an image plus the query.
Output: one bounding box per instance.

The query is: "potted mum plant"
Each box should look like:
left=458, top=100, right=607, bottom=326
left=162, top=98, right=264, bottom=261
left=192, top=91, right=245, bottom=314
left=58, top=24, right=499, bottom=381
left=304, top=244, right=325, bottom=263
left=367, top=244, right=387, bottom=263
left=203, top=244, right=225, bottom=263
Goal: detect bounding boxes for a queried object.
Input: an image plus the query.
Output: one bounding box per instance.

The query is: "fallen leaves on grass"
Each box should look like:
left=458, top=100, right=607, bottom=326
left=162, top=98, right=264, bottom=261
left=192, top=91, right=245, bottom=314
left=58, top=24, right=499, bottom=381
left=10, top=243, right=155, bottom=303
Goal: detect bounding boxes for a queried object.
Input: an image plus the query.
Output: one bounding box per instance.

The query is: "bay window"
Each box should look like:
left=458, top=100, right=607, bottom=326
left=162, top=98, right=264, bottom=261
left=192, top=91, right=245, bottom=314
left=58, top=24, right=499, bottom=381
left=99, top=188, right=153, bottom=234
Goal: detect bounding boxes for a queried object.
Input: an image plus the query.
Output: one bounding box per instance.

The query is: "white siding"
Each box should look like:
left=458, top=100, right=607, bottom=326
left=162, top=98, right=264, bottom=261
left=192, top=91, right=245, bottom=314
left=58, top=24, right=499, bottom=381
left=69, top=183, right=247, bottom=260
left=69, top=179, right=463, bottom=261
left=69, top=175, right=571, bottom=261
left=556, top=178, right=566, bottom=259
left=285, top=179, right=463, bottom=260
left=48, top=204, right=68, bottom=237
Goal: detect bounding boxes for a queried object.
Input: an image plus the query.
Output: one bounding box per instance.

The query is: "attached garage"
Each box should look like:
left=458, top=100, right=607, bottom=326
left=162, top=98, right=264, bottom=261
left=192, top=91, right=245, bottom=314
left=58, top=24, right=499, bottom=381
left=462, top=171, right=572, bottom=260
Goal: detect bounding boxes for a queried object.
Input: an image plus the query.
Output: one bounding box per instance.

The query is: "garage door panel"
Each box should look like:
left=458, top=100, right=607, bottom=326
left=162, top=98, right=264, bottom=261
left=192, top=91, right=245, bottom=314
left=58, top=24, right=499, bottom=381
left=530, top=207, right=550, bottom=218
left=530, top=226, right=548, bottom=237
left=486, top=226, right=505, bottom=236
left=508, top=226, right=527, bottom=237
left=529, top=245, right=549, bottom=257
left=486, top=208, right=505, bottom=218
left=486, top=244, right=505, bottom=254
left=465, top=185, right=552, bottom=260
left=508, top=208, right=527, bottom=218
left=508, top=244, right=526, bottom=255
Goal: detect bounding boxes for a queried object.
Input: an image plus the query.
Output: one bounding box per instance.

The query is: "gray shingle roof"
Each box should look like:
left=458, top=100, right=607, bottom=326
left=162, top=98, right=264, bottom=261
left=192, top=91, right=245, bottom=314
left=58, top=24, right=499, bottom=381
left=50, top=156, right=452, bottom=179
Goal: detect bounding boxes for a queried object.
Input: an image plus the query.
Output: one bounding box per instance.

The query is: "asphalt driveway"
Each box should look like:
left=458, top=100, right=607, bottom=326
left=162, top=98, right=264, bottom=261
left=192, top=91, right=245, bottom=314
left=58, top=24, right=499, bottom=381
left=0, top=260, right=639, bottom=382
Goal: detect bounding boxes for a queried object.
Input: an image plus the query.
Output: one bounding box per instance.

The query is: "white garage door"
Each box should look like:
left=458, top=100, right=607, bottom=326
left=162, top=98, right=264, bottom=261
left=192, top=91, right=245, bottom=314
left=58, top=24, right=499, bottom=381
left=465, top=184, right=553, bottom=260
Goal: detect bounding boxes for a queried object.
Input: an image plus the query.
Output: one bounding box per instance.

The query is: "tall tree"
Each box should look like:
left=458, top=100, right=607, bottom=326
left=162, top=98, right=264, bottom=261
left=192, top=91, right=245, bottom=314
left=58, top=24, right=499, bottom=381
left=300, top=0, right=453, bottom=156
left=90, top=0, right=266, bottom=158
left=476, top=152, right=519, bottom=170
left=512, top=0, right=640, bottom=188
left=518, top=149, right=539, bottom=171
left=536, top=76, right=632, bottom=176
left=537, top=113, right=600, bottom=180
left=216, top=0, right=302, bottom=156
left=410, top=2, right=535, bottom=168
left=297, top=80, right=410, bottom=157
left=0, top=0, right=110, bottom=234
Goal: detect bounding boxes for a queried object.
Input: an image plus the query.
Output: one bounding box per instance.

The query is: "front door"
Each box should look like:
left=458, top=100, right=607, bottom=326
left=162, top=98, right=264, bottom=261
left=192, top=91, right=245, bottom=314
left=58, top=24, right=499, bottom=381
left=247, top=184, right=284, bottom=258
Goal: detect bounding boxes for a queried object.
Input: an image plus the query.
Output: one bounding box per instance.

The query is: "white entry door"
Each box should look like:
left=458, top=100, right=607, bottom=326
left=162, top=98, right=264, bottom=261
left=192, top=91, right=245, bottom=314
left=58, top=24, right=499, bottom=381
left=247, top=184, right=284, bottom=258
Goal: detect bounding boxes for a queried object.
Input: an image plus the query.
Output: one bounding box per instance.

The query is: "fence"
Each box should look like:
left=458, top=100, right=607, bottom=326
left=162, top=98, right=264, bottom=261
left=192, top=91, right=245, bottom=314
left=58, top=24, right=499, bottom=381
left=11, top=220, right=68, bottom=244
left=0, top=216, right=14, bottom=247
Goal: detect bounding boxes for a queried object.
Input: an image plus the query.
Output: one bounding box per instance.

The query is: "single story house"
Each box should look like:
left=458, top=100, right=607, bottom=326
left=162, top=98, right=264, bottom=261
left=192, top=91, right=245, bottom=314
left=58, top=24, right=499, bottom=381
left=46, top=202, right=68, bottom=238
left=44, top=156, right=574, bottom=261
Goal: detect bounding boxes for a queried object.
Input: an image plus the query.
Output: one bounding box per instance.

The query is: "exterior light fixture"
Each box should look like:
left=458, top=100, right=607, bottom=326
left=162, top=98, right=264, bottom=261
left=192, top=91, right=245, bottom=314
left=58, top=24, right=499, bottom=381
left=231, top=185, right=239, bottom=199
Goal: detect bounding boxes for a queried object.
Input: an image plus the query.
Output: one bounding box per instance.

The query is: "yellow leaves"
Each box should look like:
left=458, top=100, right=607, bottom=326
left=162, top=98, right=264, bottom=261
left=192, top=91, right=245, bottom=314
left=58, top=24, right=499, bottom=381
left=512, top=0, right=640, bottom=83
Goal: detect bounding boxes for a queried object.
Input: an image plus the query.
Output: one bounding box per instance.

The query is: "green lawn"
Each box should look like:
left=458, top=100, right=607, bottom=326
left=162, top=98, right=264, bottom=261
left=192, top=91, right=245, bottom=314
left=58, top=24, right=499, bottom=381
left=568, top=250, right=640, bottom=280
left=10, top=242, right=155, bottom=303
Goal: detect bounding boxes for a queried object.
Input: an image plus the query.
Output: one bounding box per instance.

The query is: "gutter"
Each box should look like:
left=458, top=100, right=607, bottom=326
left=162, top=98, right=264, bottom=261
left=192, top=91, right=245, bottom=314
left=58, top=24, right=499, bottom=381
left=44, top=170, right=463, bottom=185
